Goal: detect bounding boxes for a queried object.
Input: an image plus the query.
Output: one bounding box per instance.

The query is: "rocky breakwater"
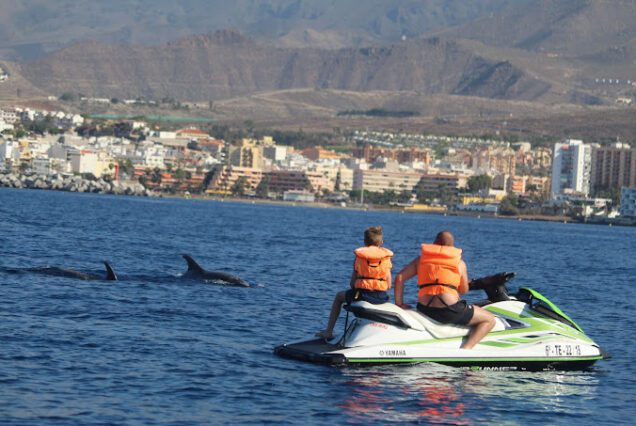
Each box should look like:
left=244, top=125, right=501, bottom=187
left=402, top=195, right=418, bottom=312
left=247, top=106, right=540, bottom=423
left=0, top=173, right=155, bottom=196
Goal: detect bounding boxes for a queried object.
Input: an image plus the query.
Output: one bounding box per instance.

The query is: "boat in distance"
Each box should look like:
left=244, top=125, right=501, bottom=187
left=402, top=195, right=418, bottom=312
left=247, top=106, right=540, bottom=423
left=275, top=272, right=607, bottom=371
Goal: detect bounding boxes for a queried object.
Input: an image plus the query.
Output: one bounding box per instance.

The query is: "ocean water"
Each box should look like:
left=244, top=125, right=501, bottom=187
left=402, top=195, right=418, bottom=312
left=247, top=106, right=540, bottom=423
left=0, top=188, right=634, bottom=425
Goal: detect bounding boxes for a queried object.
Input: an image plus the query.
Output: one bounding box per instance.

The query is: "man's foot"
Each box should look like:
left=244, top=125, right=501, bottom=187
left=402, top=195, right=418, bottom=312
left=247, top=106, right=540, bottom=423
left=315, top=330, right=334, bottom=340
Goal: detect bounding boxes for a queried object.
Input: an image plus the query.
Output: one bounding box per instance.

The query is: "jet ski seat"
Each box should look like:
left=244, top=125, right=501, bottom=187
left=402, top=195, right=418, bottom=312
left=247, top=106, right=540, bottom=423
left=404, top=310, right=472, bottom=338
left=348, top=301, right=472, bottom=338
left=348, top=301, right=508, bottom=339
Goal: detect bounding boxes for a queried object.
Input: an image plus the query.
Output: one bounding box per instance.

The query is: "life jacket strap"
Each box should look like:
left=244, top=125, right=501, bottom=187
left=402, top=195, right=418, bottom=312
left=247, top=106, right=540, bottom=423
left=418, top=283, right=458, bottom=290
left=357, top=276, right=386, bottom=281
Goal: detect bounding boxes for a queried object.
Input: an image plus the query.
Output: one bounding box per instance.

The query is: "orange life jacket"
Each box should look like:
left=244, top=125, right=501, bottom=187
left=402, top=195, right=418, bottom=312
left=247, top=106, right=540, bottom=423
left=417, top=244, right=462, bottom=299
left=354, top=246, right=393, bottom=291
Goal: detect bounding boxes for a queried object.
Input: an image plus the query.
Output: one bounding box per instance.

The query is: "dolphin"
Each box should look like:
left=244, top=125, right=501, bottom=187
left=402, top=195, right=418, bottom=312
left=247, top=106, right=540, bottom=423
left=181, top=255, right=250, bottom=287
left=29, top=261, right=118, bottom=281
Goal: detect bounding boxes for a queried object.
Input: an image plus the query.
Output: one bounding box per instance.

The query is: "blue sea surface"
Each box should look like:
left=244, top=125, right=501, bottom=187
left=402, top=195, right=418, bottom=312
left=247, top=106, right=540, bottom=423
left=0, top=188, right=634, bottom=425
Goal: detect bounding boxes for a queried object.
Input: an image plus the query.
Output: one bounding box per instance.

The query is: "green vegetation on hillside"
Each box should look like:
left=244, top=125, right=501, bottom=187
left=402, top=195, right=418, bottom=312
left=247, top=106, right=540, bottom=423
left=337, top=109, right=420, bottom=118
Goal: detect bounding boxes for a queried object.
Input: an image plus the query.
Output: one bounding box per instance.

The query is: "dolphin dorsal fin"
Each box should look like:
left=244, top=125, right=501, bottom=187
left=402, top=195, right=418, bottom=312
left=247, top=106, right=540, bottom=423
left=103, top=261, right=118, bottom=281
left=182, top=254, right=204, bottom=273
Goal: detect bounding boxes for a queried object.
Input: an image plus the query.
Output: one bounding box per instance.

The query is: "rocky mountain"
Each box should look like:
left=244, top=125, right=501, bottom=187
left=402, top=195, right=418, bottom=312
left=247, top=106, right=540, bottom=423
left=16, top=31, right=553, bottom=103
left=4, top=0, right=635, bottom=109
left=0, top=0, right=517, bottom=59
left=439, top=0, right=636, bottom=71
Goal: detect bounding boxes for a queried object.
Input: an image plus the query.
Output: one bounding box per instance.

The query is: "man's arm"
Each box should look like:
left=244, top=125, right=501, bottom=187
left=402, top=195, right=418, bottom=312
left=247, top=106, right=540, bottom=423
left=394, top=257, right=418, bottom=308
left=457, top=260, right=469, bottom=294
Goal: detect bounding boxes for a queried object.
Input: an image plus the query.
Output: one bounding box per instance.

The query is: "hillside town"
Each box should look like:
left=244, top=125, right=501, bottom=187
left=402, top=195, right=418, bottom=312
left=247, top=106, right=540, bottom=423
left=1, top=105, right=635, bottom=225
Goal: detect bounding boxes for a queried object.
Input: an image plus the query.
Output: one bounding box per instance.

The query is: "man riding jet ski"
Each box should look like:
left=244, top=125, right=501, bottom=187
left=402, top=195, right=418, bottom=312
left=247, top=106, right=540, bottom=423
left=275, top=229, right=607, bottom=371
left=393, top=231, right=494, bottom=349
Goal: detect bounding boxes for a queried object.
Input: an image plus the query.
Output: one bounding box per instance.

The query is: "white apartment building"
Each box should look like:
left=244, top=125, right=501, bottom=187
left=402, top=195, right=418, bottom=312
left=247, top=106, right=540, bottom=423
left=0, top=119, right=14, bottom=132
left=49, top=143, right=74, bottom=161
left=263, top=145, right=289, bottom=162
left=310, top=164, right=354, bottom=192
left=551, top=139, right=592, bottom=198
left=0, top=139, right=19, bottom=161
left=70, top=149, right=98, bottom=175
left=353, top=168, right=423, bottom=193
left=619, top=187, right=636, bottom=218
left=33, top=157, right=52, bottom=175
left=0, top=109, right=18, bottom=124
left=141, top=144, right=167, bottom=168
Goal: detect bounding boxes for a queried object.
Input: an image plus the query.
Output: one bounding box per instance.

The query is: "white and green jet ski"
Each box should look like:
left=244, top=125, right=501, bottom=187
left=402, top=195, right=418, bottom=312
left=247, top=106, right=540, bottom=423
left=275, top=273, right=608, bottom=371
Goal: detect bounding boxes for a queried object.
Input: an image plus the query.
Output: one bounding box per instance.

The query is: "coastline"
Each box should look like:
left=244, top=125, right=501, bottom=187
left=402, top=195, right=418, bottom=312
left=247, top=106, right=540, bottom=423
left=3, top=184, right=631, bottom=227
left=168, top=192, right=631, bottom=226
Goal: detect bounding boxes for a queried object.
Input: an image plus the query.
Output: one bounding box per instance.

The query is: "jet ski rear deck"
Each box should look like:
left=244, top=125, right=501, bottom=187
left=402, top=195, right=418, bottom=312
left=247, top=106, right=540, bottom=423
left=274, top=339, right=347, bottom=365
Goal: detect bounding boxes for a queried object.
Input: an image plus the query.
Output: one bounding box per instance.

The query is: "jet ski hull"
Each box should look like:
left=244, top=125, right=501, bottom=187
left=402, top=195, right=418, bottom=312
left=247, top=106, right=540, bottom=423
left=275, top=346, right=602, bottom=371
left=274, top=338, right=605, bottom=371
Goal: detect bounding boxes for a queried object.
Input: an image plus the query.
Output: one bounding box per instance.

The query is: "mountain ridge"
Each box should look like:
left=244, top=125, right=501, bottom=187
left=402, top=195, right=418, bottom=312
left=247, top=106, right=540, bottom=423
left=17, top=31, right=555, bottom=103
left=0, top=0, right=517, bottom=60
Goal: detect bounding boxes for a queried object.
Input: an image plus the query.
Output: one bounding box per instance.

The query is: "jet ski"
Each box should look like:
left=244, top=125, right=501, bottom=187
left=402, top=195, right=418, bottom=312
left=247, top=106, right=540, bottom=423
left=274, top=272, right=608, bottom=371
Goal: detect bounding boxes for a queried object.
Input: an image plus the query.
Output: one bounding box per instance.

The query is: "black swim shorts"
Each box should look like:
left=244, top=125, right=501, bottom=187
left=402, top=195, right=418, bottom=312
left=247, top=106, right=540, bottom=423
left=416, top=300, right=474, bottom=325
left=346, top=289, right=389, bottom=305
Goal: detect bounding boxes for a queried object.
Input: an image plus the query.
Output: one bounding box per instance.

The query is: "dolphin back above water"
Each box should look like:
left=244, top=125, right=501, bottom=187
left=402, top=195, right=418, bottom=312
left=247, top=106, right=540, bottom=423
left=31, top=261, right=117, bottom=280
left=181, top=255, right=250, bottom=287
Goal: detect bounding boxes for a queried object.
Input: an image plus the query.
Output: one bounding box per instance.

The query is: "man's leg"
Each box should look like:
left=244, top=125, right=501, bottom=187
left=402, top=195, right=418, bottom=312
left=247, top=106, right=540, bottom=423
left=461, top=305, right=496, bottom=349
left=317, top=291, right=347, bottom=340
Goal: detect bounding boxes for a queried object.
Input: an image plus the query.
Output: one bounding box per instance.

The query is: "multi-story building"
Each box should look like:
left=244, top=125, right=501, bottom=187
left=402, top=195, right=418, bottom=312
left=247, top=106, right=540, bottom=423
left=352, top=144, right=431, bottom=166
left=619, top=187, right=636, bottom=218
left=0, top=109, right=18, bottom=124
left=516, top=147, right=552, bottom=172
left=534, top=147, right=552, bottom=170
left=491, top=174, right=527, bottom=194
left=264, top=170, right=332, bottom=193
left=416, top=173, right=468, bottom=195
left=33, top=157, right=51, bottom=175
left=0, top=139, right=19, bottom=162
left=310, top=164, right=354, bottom=192
left=175, top=128, right=209, bottom=140
left=527, top=176, right=550, bottom=195
left=301, top=146, right=342, bottom=161
left=263, top=145, right=289, bottom=162
left=228, top=138, right=268, bottom=169
left=354, top=169, right=423, bottom=193
left=196, top=138, right=226, bottom=156
left=48, top=142, right=74, bottom=162
left=70, top=149, right=98, bottom=175
left=0, top=119, right=13, bottom=132
left=473, top=147, right=516, bottom=176
left=141, top=144, right=167, bottom=169
left=590, top=143, right=636, bottom=195
left=206, top=165, right=263, bottom=195
left=551, top=139, right=592, bottom=197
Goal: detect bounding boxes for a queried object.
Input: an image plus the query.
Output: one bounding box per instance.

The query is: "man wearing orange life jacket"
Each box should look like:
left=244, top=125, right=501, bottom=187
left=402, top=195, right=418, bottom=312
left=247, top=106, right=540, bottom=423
left=394, top=230, right=495, bottom=349
left=316, top=226, right=393, bottom=341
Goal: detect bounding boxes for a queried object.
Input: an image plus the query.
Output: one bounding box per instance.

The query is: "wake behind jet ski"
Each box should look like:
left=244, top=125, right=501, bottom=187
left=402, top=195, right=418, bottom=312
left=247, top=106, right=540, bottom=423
left=181, top=255, right=250, bottom=287
left=275, top=272, right=607, bottom=371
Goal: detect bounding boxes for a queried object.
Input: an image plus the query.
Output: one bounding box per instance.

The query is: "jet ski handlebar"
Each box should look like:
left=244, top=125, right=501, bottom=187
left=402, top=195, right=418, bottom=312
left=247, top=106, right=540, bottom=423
left=469, top=272, right=516, bottom=303
left=469, top=272, right=516, bottom=290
